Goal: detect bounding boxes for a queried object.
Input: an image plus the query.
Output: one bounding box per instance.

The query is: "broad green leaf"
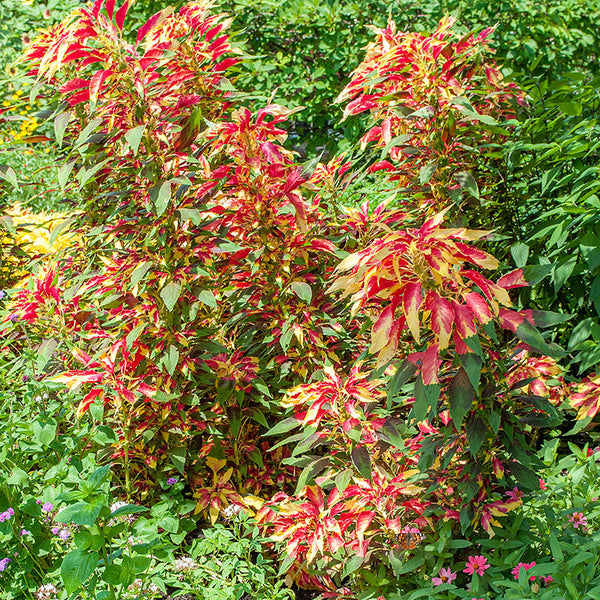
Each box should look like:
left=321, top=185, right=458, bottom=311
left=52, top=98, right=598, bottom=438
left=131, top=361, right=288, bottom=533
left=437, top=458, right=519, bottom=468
left=265, top=417, right=301, bottom=436
left=163, top=344, right=179, bottom=376
left=150, top=181, right=172, bottom=216
left=456, top=171, right=479, bottom=199
left=54, top=111, right=71, bottom=146
left=419, top=161, right=437, bottom=185
left=130, top=261, right=153, bottom=287
left=0, top=165, right=18, bottom=188
left=198, top=289, right=217, bottom=308
left=466, top=415, right=487, bottom=455
left=290, top=281, right=312, bottom=304
left=448, top=368, right=474, bottom=428
left=510, top=242, right=529, bottom=268
left=124, top=125, right=145, bottom=155
left=160, top=281, right=181, bottom=312
left=61, top=550, right=99, bottom=594
left=56, top=500, right=103, bottom=527
left=412, top=377, right=440, bottom=422
left=351, top=446, right=371, bottom=480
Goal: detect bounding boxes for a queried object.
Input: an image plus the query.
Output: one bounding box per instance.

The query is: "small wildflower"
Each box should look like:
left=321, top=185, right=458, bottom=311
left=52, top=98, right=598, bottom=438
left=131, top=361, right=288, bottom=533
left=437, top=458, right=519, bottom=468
left=35, top=583, right=58, bottom=600
left=0, top=508, right=14, bottom=522
left=543, top=575, right=553, bottom=586
left=539, top=478, right=547, bottom=490
left=568, top=512, right=588, bottom=529
left=172, top=556, right=198, bottom=572
left=41, top=502, right=53, bottom=513
left=463, top=555, right=490, bottom=576
left=110, top=501, right=128, bottom=513
left=0, top=557, right=11, bottom=572
left=432, top=567, right=457, bottom=586
left=222, top=503, right=242, bottom=519
left=511, top=561, right=536, bottom=581
left=20, top=528, right=31, bottom=536
left=166, top=477, right=178, bottom=486
left=0, top=290, right=5, bottom=299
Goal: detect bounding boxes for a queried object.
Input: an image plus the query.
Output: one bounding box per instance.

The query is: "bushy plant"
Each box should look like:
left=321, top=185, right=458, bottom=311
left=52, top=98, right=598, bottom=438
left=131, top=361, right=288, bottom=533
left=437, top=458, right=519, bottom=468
left=1, top=1, right=597, bottom=599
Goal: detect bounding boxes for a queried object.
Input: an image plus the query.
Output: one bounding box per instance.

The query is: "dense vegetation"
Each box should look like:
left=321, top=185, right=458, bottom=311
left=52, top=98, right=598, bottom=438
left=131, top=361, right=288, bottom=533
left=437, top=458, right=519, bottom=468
left=0, top=1, right=599, bottom=600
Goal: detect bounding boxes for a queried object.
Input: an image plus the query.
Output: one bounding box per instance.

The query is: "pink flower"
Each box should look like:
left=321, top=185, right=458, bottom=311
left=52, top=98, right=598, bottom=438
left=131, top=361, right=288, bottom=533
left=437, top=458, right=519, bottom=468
left=463, top=555, right=490, bottom=576
left=432, top=567, right=457, bottom=586
left=511, top=561, right=536, bottom=581
left=539, top=478, right=547, bottom=490
left=543, top=575, right=553, bottom=586
left=568, top=512, right=588, bottom=529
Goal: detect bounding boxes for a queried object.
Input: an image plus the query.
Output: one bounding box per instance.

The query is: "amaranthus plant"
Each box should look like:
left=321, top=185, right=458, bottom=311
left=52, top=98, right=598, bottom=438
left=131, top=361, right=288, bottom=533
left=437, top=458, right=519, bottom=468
left=2, top=3, right=577, bottom=598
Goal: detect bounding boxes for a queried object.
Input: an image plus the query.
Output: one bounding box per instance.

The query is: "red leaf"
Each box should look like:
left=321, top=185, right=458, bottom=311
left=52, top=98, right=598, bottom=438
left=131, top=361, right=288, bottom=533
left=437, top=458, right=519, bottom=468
left=89, top=69, right=112, bottom=104
left=464, top=292, right=492, bottom=324
left=452, top=301, right=476, bottom=339
left=370, top=305, right=395, bottom=354
left=92, top=0, right=103, bottom=18
left=497, top=268, right=528, bottom=289
left=105, top=0, right=116, bottom=20
left=136, top=10, right=165, bottom=44
left=430, top=295, right=454, bottom=349
left=421, top=343, right=440, bottom=385
left=59, top=78, right=89, bottom=93
left=115, top=0, right=130, bottom=31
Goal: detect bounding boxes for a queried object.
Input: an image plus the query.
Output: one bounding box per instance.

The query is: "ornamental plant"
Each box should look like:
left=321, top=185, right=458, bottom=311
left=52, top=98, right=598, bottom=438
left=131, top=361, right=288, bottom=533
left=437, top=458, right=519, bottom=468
left=1, top=2, right=582, bottom=598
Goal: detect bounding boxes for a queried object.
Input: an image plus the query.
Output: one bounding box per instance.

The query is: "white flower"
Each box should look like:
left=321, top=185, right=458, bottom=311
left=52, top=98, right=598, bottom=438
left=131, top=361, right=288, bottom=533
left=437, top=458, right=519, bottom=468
left=35, top=584, right=58, bottom=600
left=172, top=556, right=198, bottom=572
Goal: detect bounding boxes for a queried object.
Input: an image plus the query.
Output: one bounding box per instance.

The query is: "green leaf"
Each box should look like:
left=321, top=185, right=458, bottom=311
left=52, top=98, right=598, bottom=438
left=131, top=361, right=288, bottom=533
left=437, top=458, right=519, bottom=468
left=466, top=415, right=487, bottom=455
left=110, top=504, right=150, bottom=519
left=6, top=467, right=28, bottom=485
left=102, top=564, right=122, bottom=585
left=515, top=321, right=564, bottom=358
left=522, top=264, right=553, bottom=285
left=32, top=418, right=57, bottom=446
left=56, top=500, right=103, bottom=527
left=295, top=456, right=330, bottom=494
left=54, top=111, right=71, bottom=146
left=394, top=555, right=425, bottom=576
left=448, top=368, right=474, bottom=428
left=458, top=351, right=482, bottom=389
left=351, top=446, right=371, bottom=480
left=61, top=550, right=99, bottom=593
left=411, top=376, right=440, bottom=422
left=510, top=242, right=529, bottom=268
left=160, top=281, right=181, bottom=312
left=58, top=160, right=76, bottom=191
left=130, top=261, right=153, bottom=287
left=387, top=360, right=417, bottom=409
left=553, top=255, right=578, bottom=293
left=163, top=345, right=179, bottom=377
left=178, top=208, right=203, bottom=225
left=335, top=469, right=352, bottom=493
left=124, top=125, right=145, bottom=155
left=507, top=461, right=539, bottom=490
left=126, top=323, right=146, bottom=350
left=265, top=417, right=300, bottom=436
left=456, top=171, right=479, bottom=199
left=290, top=281, right=312, bottom=304
left=419, top=161, right=437, bottom=185
left=150, top=181, right=172, bottom=216
left=198, top=289, right=217, bottom=308
left=74, top=117, right=102, bottom=148
left=0, top=165, right=18, bottom=189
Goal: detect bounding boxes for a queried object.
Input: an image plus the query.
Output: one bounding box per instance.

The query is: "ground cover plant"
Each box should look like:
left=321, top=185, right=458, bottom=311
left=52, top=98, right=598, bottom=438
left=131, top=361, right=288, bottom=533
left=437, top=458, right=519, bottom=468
left=0, top=0, right=598, bottom=599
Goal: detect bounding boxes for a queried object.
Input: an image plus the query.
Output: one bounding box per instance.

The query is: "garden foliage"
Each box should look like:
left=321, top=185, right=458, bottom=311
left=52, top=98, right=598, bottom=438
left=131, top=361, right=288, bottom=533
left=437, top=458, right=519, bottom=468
left=0, top=0, right=598, bottom=599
